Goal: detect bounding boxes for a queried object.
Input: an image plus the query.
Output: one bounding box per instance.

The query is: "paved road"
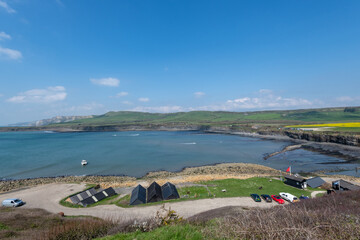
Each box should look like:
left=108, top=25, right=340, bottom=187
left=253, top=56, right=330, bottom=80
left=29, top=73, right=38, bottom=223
left=0, top=183, right=278, bottom=223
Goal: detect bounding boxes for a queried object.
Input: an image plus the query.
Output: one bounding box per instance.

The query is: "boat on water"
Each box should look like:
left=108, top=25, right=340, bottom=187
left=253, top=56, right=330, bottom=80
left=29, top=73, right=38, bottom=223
left=81, top=160, right=88, bottom=166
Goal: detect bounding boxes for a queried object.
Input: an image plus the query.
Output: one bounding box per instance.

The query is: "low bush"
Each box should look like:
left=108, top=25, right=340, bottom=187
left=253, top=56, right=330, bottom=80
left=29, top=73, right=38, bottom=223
left=200, top=190, right=360, bottom=240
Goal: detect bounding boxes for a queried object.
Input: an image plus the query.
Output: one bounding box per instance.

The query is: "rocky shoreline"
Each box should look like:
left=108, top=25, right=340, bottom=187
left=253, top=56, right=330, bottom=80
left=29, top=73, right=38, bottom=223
left=1, top=162, right=360, bottom=194
left=0, top=163, right=280, bottom=193
left=205, top=129, right=360, bottom=163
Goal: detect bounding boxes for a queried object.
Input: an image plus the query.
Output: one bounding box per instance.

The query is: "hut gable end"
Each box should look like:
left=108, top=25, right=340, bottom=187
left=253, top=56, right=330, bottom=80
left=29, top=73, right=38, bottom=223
left=162, top=182, right=180, bottom=200
left=146, top=182, right=163, bottom=203
left=130, top=184, right=147, bottom=206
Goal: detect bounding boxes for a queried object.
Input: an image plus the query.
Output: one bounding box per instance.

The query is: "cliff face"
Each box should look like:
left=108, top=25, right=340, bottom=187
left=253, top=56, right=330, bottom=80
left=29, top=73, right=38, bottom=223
left=282, top=131, right=360, bottom=147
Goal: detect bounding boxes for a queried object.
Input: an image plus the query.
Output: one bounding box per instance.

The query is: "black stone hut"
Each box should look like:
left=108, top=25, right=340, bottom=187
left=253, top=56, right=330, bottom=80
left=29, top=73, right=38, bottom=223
left=78, top=187, right=116, bottom=207
left=332, top=179, right=360, bottom=191
left=130, top=184, right=147, bottom=206
left=307, top=177, right=326, bottom=188
left=69, top=187, right=97, bottom=204
left=146, top=181, right=163, bottom=203
left=161, top=182, right=180, bottom=200
left=284, top=175, right=307, bottom=189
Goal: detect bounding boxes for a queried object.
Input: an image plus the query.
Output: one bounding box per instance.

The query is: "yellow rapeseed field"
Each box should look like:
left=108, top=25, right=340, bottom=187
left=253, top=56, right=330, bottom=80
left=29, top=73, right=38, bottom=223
left=286, top=122, right=360, bottom=128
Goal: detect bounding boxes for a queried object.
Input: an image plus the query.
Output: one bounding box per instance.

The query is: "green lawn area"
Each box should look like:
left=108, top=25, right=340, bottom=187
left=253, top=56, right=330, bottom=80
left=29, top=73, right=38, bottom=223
left=202, top=177, right=317, bottom=198
left=98, top=224, right=204, bottom=240
left=115, top=177, right=323, bottom=208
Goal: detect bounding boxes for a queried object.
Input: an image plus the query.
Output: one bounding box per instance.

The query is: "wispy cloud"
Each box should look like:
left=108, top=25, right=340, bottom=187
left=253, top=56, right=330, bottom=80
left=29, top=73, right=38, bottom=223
left=201, top=89, right=313, bottom=111
left=138, top=97, right=149, bottom=102
left=90, top=77, right=119, bottom=87
left=129, top=90, right=314, bottom=113
left=0, top=1, right=16, bottom=13
left=336, top=96, right=360, bottom=103
left=44, top=102, right=105, bottom=117
left=7, top=86, right=67, bottom=103
left=116, top=91, right=128, bottom=97
left=0, top=32, right=11, bottom=41
left=131, top=105, right=184, bottom=113
left=121, top=101, right=132, bottom=105
left=194, top=91, right=205, bottom=98
left=0, top=46, right=22, bottom=60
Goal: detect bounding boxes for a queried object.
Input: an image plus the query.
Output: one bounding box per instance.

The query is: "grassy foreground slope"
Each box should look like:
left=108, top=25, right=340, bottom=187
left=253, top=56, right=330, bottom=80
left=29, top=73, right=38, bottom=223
left=52, top=106, right=360, bottom=127
left=100, top=190, right=360, bottom=240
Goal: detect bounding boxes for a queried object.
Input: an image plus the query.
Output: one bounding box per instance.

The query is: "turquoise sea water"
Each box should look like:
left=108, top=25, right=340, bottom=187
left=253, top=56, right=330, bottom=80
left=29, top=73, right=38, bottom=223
left=0, top=131, right=359, bottom=179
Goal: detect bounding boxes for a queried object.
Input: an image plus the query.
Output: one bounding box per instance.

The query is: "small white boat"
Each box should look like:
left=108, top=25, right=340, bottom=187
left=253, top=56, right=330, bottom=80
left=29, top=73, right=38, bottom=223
left=81, top=160, right=88, bottom=166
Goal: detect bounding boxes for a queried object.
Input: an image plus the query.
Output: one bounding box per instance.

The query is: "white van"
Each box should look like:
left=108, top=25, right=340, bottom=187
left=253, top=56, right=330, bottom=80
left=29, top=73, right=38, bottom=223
left=2, top=198, right=25, bottom=207
left=279, top=192, right=299, bottom=203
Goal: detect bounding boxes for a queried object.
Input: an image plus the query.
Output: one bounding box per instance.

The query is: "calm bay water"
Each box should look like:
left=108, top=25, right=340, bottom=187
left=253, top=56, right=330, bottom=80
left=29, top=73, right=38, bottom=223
left=0, top=131, right=359, bottom=179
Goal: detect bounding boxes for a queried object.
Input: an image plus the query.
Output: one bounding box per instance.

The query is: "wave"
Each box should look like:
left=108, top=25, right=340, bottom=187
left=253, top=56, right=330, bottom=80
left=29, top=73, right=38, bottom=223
left=44, top=131, right=55, bottom=133
left=180, top=142, right=197, bottom=145
left=112, top=134, right=117, bottom=137
left=129, top=134, right=140, bottom=137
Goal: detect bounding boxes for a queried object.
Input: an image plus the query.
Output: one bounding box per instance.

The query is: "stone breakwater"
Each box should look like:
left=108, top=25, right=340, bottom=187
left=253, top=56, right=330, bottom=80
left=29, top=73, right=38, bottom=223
left=0, top=163, right=279, bottom=193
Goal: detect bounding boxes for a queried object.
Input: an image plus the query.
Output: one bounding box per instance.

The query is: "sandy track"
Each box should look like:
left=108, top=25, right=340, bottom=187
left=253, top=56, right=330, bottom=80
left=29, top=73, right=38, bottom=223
left=0, top=183, right=278, bottom=222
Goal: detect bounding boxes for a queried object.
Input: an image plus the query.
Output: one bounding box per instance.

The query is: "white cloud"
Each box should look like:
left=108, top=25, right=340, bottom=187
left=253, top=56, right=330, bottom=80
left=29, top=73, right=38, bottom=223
left=258, top=89, right=273, bottom=94
left=121, top=101, right=132, bottom=105
left=0, top=1, right=16, bottom=13
left=116, top=91, right=128, bottom=97
left=7, top=86, right=67, bottom=103
left=44, top=102, right=105, bottom=117
left=62, top=102, right=103, bottom=112
left=90, top=77, right=119, bottom=87
left=196, top=90, right=313, bottom=111
left=138, top=97, right=149, bottom=102
left=131, top=105, right=184, bottom=113
left=128, top=90, right=314, bottom=113
left=336, top=96, right=360, bottom=103
left=0, top=46, right=22, bottom=60
left=0, top=32, right=11, bottom=41
left=194, top=91, right=205, bottom=98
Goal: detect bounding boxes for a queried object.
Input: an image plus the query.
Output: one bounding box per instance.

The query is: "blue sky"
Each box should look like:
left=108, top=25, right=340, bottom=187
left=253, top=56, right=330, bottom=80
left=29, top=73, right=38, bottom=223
left=0, top=0, right=360, bottom=125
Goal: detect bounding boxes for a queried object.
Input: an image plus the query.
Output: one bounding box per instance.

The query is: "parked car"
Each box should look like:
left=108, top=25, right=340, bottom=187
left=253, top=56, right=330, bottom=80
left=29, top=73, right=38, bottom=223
left=250, top=194, right=261, bottom=202
left=271, top=195, right=285, bottom=204
left=299, top=195, right=309, bottom=200
left=261, top=194, right=272, bottom=202
left=2, top=198, right=25, bottom=207
left=279, top=192, right=299, bottom=203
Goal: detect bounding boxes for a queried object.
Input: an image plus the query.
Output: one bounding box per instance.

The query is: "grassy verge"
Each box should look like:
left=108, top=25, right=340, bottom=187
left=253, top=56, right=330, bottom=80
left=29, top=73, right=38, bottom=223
left=99, top=224, right=204, bottom=240
left=116, top=177, right=324, bottom=207
left=101, top=190, right=360, bottom=240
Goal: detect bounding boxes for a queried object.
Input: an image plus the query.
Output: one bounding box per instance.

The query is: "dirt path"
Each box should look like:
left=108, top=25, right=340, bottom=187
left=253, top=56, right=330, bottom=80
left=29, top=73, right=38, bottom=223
left=0, top=183, right=278, bottom=223
left=310, top=191, right=325, bottom=198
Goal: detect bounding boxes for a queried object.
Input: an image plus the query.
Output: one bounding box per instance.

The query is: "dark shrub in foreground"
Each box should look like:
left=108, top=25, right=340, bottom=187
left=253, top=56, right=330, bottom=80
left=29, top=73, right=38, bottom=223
left=201, top=190, right=360, bottom=240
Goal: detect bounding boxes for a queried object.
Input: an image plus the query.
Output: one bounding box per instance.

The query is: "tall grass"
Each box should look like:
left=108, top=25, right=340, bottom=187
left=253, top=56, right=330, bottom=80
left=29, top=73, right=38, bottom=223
left=201, top=190, right=360, bottom=240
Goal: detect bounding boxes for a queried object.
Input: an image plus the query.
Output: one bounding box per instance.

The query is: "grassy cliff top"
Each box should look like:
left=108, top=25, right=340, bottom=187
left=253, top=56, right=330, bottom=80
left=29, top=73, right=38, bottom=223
left=50, top=107, right=360, bottom=127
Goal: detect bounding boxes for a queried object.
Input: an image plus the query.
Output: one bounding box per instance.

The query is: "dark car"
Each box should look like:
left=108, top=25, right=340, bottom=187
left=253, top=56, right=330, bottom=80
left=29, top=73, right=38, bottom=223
left=261, top=194, right=272, bottom=202
left=299, top=195, right=309, bottom=200
left=250, top=194, right=261, bottom=202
